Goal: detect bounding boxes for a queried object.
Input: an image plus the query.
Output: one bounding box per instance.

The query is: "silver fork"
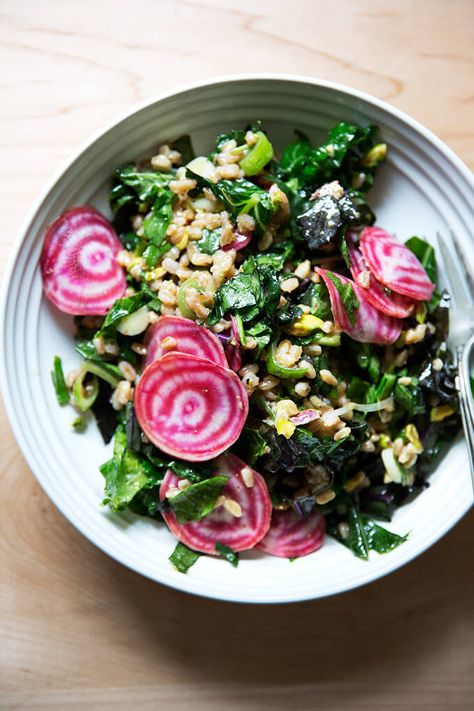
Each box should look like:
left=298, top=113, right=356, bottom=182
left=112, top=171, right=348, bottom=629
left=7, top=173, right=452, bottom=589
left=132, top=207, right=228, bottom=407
left=436, top=230, right=474, bottom=482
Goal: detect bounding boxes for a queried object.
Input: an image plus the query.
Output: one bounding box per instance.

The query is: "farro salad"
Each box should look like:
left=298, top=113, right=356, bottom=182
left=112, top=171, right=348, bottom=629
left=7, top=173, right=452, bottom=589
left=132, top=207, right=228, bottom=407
left=42, top=122, right=460, bottom=573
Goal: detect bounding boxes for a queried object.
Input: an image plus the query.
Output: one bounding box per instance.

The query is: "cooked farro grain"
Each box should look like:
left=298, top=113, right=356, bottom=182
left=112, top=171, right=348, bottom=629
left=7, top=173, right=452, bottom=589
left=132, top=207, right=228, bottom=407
left=217, top=163, right=241, bottom=180
left=294, top=381, right=311, bottom=397
left=280, top=277, right=299, bottom=293
left=334, top=426, right=351, bottom=441
left=118, top=361, right=137, bottom=382
left=275, top=340, right=303, bottom=367
left=294, top=260, right=311, bottom=279
left=356, top=270, right=371, bottom=288
left=315, top=489, right=336, bottom=505
left=300, top=360, right=316, bottom=379
left=158, top=281, right=178, bottom=306
left=258, top=375, right=280, bottom=391
left=170, top=178, right=197, bottom=195
left=223, top=497, right=243, bottom=517
left=241, top=466, right=255, bottom=488
left=151, top=154, right=172, bottom=171
left=405, top=323, right=427, bottom=345
left=319, top=369, right=338, bottom=387
left=303, top=343, right=322, bottom=357
left=131, top=342, right=147, bottom=356
left=237, top=213, right=256, bottom=233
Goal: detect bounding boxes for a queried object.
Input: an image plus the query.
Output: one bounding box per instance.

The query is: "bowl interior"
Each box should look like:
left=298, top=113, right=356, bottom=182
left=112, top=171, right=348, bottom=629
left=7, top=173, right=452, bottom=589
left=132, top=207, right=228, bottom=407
left=2, top=76, right=473, bottom=603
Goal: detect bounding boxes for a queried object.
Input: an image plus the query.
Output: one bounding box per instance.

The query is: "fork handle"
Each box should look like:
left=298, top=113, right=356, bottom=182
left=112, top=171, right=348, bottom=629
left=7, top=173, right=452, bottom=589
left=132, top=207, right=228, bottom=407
left=457, top=334, right=474, bottom=487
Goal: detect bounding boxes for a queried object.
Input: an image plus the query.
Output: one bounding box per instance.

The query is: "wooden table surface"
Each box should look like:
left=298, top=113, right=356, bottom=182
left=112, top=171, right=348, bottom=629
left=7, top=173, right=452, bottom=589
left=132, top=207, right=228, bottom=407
left=1, top=1, right=473, bottom=708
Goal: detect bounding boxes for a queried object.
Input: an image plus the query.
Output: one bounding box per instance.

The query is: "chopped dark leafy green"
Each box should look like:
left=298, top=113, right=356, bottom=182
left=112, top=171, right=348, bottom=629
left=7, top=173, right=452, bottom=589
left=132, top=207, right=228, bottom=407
left=328, top=505, right=408, bottom=559
left=167, top=476, right=228, bottom=523
left=196, top=227, right=222, bottom=255
left=405, top=236, right=437, bottom=283
left=254, top=240, right=295, bottom=270
left=298, top=282, right=333, bottom=321
left=169, top=542, right=200, bottom=574
left=187, top=171, right=277, bottom=233
left=208, top=256, right=281, bottom=325
left=51, top=356, right=69, bottom=406
left=101, top=428, right=163, bottom=512
left=233, top=426, right=267, bottom=465
left=99, top=292, right=150, bottom=336
left=259, top=423, right=366, bottom=478
left=326, top=272, right=360, bottom=326
left=111, top=165, right=173, bottom=205
left=215, top=542, right=239, bottom=567
left=90, top=381, right=118, bottom=444
left=277, top=122, right=381, bottom=192
left=142, top=191, right=175, bottom=266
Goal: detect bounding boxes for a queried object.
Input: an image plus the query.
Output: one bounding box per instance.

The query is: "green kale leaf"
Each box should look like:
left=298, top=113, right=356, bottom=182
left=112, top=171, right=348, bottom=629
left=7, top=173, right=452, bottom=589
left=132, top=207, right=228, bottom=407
left=167, top=476, right=228, bottom=523
left=208, top=256, right=281, bottom=325
left=328, top=505, right=408, bottom=560
left=99, top=292, right=150, bottom=336
left=187, top=169, right=277, bottom=234
left=196, top=227, right=222, bottom=255
left=111, top=165, right=173, bottom=205
left=405, top=236, right=437, bottom=283
left=277, top=122, right=381, bottom=192
left=169, top=542, right=200, bottom=574
left=100, top=427, right=163, bottom=511
left=215, top=543, right=239, bottom=567
left=142, top=191, right=175, bottom=266
left=326, top=272, right=360, bottom=326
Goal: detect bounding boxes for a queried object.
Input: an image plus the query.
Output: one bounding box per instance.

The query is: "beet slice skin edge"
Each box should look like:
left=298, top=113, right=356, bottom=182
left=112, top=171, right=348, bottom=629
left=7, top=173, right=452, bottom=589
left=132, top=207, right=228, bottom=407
left=257, top=508, right=325, bottom=558
left=360, top=226, right=435, bottom=301
left=315, top=267, right=402, bottom=345
left=40, top=206, right=126, bottom=315
left=346, top=234, right=414, bottom=319
left=144, top=315, right=227, bottom=368
left=135, top=353, right=249, bottom=461
left=160, top=454, right=272, bottom=553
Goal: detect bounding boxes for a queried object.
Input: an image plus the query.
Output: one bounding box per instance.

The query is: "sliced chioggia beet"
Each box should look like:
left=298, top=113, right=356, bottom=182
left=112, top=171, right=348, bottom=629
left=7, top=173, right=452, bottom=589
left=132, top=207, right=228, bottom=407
left=135, top=353, right=248, bottom=461
left=40, top=206, right=126, bottom=315
left=160, top=454, right=272, bottom=553
left=346, top=234, right=414, bottom=318
left=256, top=508, right=325, bottom=558
left=315, top=268, right=401, bottom=345
left=144, top=315, right=227, bottom=368
left=360, top=226, right=435, bottom=301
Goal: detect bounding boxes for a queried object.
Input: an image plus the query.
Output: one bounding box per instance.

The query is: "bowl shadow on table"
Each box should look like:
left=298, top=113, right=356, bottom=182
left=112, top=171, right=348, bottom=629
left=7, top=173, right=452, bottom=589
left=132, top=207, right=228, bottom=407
left=107, top=512, right=474, bottom=695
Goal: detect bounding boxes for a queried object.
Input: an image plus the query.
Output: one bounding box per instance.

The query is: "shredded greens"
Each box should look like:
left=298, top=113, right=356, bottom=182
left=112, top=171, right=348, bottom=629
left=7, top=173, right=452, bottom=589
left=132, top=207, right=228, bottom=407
left=169, top=542, right=200, bottom=573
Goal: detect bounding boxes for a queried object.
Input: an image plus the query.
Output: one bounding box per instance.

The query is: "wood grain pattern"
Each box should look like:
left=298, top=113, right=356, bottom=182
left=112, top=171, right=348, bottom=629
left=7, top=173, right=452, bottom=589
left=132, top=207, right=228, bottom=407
left=0, top=1, right=473, bottom=708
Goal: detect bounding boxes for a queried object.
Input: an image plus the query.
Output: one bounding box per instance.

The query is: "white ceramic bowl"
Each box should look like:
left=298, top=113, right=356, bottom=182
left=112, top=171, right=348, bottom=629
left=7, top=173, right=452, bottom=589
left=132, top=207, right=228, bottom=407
left=1, top=75, right=473, bottom=603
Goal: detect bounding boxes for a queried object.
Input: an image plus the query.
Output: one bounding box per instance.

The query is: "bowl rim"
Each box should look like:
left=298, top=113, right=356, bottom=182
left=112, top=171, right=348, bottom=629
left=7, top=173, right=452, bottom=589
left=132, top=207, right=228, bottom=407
left=1, top=73, right=473, bottom=604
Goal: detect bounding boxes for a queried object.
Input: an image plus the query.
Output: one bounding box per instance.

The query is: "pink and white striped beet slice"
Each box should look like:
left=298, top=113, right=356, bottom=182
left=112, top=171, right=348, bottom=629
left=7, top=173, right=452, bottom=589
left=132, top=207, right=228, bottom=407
left=315, top=268, right=401, bottom=345
left=346, top=234, right=414, bottom=318
left=144, top=315, right=227, bottom=368
left=135, top=353, right=248, bottom=461
left=256, top=508, right=325, bottom=558
left=40, top=206, right=126, bottom=315
left=360, top=226, right=435, bottom=301
left=160, top=454, right=272, bottom=553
